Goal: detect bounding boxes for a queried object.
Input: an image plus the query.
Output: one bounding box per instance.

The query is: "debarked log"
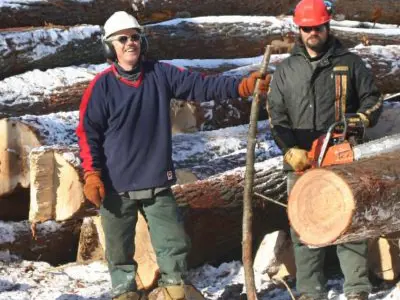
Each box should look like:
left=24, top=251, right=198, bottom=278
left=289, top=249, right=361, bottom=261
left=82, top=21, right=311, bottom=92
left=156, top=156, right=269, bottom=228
left=0, top=0, right=133, bottom=28
left=0, top=219, right=82, bottom=265
left=0, top=112, right=78, bottom=197
left=288, top=150, right=400, bottom=247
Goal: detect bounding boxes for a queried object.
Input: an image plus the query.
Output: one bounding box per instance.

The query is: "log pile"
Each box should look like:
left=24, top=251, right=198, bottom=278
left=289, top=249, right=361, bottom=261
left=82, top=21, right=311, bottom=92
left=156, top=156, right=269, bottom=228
left=1, top=19, right=399, bottom=79
left=1, top=0, right=398, bottom=27
left=0, top=0, right=399, bottom=291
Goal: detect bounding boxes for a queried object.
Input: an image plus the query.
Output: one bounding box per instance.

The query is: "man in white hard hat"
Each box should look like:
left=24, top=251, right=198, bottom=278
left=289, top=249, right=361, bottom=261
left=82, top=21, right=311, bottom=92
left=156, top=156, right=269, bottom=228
left=76, top=11, right=271, bottom=300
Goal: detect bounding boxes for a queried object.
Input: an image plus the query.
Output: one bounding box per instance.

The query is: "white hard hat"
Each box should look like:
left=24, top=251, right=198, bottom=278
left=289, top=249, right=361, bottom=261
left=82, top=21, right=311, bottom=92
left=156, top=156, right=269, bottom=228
left=103, top=11, right=142, bottom=39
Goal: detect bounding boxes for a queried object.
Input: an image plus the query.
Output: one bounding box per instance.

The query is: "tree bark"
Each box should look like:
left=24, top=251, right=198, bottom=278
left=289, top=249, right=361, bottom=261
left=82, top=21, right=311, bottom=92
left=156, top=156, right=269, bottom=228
left=27, top=124, right=280, bottom=222
left=2, top=47, right=399, bottom=119
left=330, top=27, right=400, bottom=48
left=132, top=0, right=296, bottom=23
left=0, top=25, right=103, bottom=80
left=2, top=21, right=398, bottom=79
left=0, top=219, right=82, bottom=265
left=288, top=151, right=400, bottom=247
left=0, top=0, right=133, bottom=28
left=131, top=0, right=399, bottom=25
left=77, top=158, right=289, bottom=290
left=333, top=0, right=400, bottom=25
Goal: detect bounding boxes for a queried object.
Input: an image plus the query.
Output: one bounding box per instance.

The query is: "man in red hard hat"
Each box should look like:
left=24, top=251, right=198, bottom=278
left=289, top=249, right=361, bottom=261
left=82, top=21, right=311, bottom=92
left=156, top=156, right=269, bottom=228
left=267, top=0, right=382, bottom=300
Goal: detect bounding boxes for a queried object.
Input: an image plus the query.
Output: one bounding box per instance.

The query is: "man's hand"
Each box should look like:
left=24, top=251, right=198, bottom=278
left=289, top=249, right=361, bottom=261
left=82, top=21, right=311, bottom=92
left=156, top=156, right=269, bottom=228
left=83, top=171, right=105, bottom=208
left=346, top=112, right=370, bottom=128
left=284, top=148, right=311, bottom=172
left=238, top=71, right=272, bottom=98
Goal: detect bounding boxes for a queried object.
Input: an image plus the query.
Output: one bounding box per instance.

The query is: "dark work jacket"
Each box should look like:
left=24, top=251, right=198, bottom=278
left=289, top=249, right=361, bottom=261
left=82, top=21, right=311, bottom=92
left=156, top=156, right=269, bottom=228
left=267, top=37, right=382, bottom=163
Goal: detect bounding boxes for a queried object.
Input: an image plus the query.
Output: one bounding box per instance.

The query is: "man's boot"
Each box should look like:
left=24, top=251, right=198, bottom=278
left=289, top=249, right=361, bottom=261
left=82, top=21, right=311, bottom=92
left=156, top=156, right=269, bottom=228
left=113, top=291, right=148, bottom=300
left=162, top=285, right=185, bottom=300
left=297, top=293, right=328, bottom=300
left=161, top=284, right=205, bottom=300
left=346, top=292, right=369, bottom=300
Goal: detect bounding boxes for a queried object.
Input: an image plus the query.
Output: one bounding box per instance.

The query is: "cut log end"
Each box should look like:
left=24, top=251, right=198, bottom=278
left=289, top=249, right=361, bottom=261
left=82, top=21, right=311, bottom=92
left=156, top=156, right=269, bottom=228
left=288, top=168, right=355, bottom=246
left=30, top=149, right=85, bottom=222
left=0, top=119, right=41, bottom=197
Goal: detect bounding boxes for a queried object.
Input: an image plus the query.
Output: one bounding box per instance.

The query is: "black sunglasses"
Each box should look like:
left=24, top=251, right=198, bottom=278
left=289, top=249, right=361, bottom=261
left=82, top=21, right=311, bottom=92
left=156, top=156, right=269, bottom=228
left=300, top=25, right=326, bottom=33
left=110, top=33, right=141, bottom=44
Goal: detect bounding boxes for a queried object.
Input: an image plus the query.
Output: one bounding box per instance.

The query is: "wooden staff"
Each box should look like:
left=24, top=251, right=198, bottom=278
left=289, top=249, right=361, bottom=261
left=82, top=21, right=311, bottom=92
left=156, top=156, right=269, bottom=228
left=243, top=45, right=272, bottom=300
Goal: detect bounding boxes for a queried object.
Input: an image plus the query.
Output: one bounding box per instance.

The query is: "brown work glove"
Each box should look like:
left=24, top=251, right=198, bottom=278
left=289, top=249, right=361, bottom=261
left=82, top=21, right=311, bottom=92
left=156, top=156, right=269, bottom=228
left=238, top=71, right=272, bottom=98
left=83, top=170, right=105, bottom=208
left=284, top=147, right=312, bottom=172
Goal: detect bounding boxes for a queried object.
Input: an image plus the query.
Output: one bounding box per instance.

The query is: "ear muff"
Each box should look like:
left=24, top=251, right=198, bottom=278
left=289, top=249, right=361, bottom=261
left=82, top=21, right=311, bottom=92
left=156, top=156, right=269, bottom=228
left=140, top=34, right=149, bottom=55
left=102, top=37, right=117, bottom=61
left=101, top=34, right=149, bottom=62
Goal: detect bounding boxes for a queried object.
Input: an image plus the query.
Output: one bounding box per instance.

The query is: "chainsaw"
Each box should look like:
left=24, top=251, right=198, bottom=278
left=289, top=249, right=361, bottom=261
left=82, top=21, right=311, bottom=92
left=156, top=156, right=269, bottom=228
left=307, top=113, right=366, bottom=168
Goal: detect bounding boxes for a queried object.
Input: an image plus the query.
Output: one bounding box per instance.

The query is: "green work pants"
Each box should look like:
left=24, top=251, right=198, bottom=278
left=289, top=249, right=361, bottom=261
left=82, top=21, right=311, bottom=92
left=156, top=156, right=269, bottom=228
left=287, top=172, right=371, bottom=298
left=100, top=188, right=190, bottom=298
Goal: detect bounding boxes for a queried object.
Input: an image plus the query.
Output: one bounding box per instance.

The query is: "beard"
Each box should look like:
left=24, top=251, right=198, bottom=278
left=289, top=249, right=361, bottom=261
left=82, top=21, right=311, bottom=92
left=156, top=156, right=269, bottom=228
left=305, top=35, right=326, bottom=53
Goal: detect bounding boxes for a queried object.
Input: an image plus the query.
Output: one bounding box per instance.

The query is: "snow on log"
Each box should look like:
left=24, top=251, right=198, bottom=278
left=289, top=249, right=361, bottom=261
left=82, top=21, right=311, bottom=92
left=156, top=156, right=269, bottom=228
left=2, top=45, right=399, bottom=118
left=1, top=0, right=397, bottom=27
left=77, top=215, right=160, bottom=290
left=2, top=18, right=399, bottom=79
left=24, top=101, right=400, bottom=222
left=131, top=0, right=399, bottom=25
left=28, top=121, right=281, bottom=222
left=332, top=0, right=400, bottom=25
left=0, top=112, right=78, bottom=197
left=0, top=219, right=82, bottom=265
left=0, top=0, right=133, bottom=28
left=77, top=157, right=289, bottom=289
left=0, top=25, right=103, bottom=80
left=288, top=150, right=400, bottom=247
left=132, top=0, right=296, bottom=23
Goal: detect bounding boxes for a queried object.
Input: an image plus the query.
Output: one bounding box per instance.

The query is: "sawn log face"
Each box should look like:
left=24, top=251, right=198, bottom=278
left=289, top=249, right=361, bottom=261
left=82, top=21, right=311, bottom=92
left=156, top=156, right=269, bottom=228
left=289, top=151, right=400, bottom=247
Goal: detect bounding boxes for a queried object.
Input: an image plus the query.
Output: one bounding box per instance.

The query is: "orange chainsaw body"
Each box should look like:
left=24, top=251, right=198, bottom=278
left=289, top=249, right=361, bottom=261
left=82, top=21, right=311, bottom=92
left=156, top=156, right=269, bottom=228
left=307, top=133, right=354, bottom=167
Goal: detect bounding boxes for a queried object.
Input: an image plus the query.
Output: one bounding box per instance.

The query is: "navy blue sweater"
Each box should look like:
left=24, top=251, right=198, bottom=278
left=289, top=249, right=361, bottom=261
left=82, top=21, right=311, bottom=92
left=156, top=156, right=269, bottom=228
left=76, top=61, right=241, bottom=192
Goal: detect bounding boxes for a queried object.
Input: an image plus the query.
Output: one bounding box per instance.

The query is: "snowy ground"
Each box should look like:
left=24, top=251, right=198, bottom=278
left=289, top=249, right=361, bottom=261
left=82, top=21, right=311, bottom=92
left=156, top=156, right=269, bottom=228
left=0, top=257, right=399, bottom=300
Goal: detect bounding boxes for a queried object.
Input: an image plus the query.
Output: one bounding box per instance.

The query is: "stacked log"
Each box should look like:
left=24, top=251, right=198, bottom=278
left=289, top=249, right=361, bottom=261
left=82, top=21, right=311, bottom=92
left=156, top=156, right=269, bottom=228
left=0, top=219, right=82, bottom=265
left=1, top=0, right=398, bottom=27
left=1, top=19, right=399, bottom=79
left=76, top=156, right=289, bottom=289
left=0, top=0, right=133, bottom=28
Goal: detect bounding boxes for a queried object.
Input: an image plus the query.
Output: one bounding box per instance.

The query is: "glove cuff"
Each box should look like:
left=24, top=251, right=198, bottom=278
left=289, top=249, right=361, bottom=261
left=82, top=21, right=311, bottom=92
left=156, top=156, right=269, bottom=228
left=84, top=170, right=101, bottom=180
left=356, top=113, right=370, bottom=127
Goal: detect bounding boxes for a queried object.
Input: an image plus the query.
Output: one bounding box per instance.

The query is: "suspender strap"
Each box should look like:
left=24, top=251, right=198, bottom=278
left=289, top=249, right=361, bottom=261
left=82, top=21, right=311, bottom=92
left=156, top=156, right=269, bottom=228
left=333, top=66, right=349, bottom=121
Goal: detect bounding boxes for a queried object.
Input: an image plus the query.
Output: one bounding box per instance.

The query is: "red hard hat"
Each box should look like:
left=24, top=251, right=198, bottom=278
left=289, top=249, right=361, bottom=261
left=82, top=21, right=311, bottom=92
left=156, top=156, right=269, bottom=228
left=293, top=0, right=331, bottom=27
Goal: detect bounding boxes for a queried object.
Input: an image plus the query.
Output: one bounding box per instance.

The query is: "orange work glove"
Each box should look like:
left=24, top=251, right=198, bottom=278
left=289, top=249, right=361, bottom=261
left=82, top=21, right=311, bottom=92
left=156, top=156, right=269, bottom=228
left=238, top=71, right=272, bottom=98
left=284, top=147, right=312, bottom=172
left=83, top=170, right=105, bottom=208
